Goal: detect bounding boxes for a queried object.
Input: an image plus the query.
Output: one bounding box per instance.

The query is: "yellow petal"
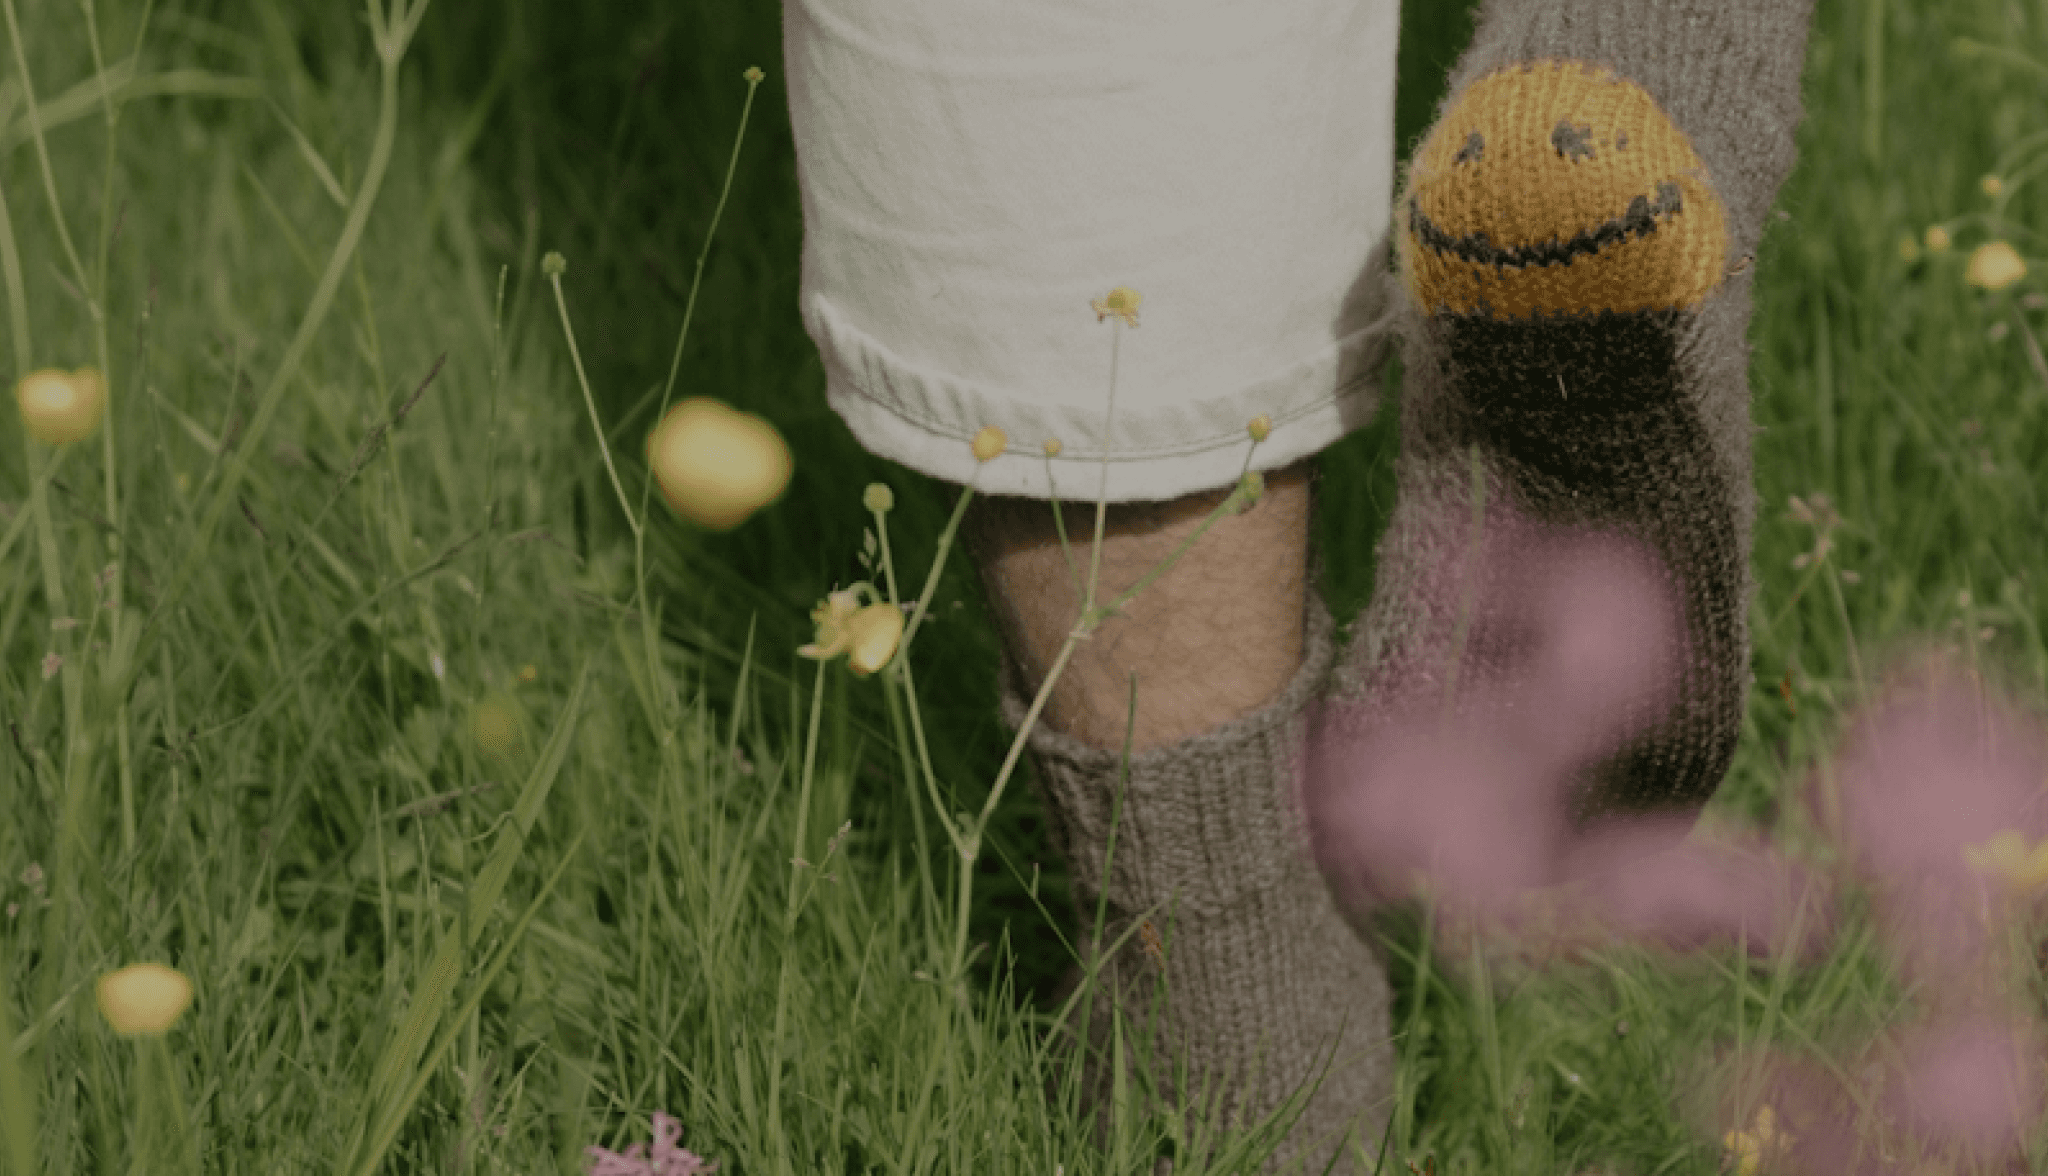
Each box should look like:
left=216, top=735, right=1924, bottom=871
left=846, top=603, right=904, bottom=676
left=96, top=963, right=193, bottom=1036
left=1967, top=241, right=2027, bottom=291
left=647, top=398, right=793, bottom=529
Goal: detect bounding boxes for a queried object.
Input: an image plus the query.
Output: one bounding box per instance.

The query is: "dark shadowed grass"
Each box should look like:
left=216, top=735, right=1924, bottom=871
left=4, top=0, right=2048, bottom=1173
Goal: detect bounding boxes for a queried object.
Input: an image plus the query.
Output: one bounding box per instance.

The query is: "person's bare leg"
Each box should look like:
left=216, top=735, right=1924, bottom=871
left=965, top=460, right=1394, bottom=1173
left=963, top=461, right=1311, bottom=753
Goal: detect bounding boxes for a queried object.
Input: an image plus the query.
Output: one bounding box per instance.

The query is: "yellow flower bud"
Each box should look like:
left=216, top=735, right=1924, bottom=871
left=862, top=482, right=894, bottom=514
left=1982, top=173, right=2005, bottom=198
left=541, top=251, right=566, bottom=276
left=1898, top=234, right=1921, bottom=263
left=971, top=425, right=1006, bottom=463
left=96, top=963, right=193, bottom=1037
left=517, top=664, right=539, bottom=683
left=1966, top=241, right=2027, bottom=291
left=1247, top=414, right=1272, bottom=443
left=743, top=66, right=765, bottom=83
left=15, top=367, right=105, bottom=446
left=646, top=398, right=793, bottom=529
left=1090, top=286, right=1142, bottom=327
left=1924, top=225, right=1952, bottom=253
left=1042, top=438, right=1062, bottom=458
left=846, top=602, right=904, bottom=676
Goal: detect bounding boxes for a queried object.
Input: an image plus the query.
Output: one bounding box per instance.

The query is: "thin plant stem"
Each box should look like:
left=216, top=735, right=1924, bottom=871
left=873, top=493, right=971, bottom=857
left=763, top=657, right=827, bottom=1174
left=547, top=271, right=640, bottom=542
left=1082, top=321, right=1123, bottom=615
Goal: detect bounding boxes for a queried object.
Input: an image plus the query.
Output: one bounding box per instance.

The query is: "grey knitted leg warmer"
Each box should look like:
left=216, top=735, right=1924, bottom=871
left=1319, top=0, right=1817, bottom=857
left=1003, top=564, right=1394, bottom=1175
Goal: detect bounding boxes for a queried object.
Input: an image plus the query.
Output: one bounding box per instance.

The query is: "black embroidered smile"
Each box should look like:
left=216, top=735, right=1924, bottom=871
left=1410, top=180, right=1684, bottom=270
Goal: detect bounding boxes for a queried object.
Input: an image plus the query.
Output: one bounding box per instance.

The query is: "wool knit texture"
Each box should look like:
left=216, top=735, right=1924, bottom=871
left=1327, top=0, right=1816, bottom=822
left=1001, top=565, right=1393, bottom=1174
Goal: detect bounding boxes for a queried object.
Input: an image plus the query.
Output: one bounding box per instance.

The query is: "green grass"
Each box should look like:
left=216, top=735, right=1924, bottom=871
left=4, top=0, right=2048, bottom=1172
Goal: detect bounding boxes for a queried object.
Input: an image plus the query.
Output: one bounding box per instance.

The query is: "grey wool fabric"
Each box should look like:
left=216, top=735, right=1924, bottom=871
left=1001, top=563, right=1394, bottom=1175
left=990, top=0, right=1816, bottom=1171
left=1328, top=0, right=1817, bottom=824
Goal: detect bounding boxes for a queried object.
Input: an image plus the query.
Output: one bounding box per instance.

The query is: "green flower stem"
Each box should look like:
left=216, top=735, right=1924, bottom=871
left=872, top=491, right=974, bottom=857
left=547, top=272, right=641, bottom=542
left=764, top=657, right=828, bottom=1172
left=147, top=1035, right=199, bottom=1176
left=79, top=0, right=153, bottom=863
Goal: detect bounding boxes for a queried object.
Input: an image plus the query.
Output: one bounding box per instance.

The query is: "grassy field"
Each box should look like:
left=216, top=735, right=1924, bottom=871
left=4, top=0, right=2048, bottom=1172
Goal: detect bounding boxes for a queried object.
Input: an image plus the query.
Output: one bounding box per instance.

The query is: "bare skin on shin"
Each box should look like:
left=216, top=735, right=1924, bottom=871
left=965, top=462, right=1312, bottom=753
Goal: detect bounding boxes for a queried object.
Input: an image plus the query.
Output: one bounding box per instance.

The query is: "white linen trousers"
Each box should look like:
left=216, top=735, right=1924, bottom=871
left=782, top=0, right=1403, bottom=503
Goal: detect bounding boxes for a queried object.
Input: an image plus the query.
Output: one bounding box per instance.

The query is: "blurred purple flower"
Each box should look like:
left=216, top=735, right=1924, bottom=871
left=1819, top=643, right=2048, bottom=995
left=1303, top=508, right=1822, bottom=959
left=1728, top=1013, right=2043, bottom=1174
left=585, top=1112, right=720, bottom=1176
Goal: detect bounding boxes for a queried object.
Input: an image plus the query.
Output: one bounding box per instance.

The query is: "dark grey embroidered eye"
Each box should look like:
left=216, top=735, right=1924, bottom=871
left=1552, top=120, right=1596, bottom=161
left=1454, top=131, right=1485, bottom=165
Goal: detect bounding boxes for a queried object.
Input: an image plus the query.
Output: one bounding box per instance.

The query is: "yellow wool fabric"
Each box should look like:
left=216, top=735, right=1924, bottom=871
left=1399, top=60, right=1728, bottom=318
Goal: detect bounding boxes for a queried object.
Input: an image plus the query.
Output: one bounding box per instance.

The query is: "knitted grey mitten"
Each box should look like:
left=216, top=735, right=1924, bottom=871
left=1323, top=0, right=1816, bottom=835
left=1004, top=569, right=1393, bottom=1175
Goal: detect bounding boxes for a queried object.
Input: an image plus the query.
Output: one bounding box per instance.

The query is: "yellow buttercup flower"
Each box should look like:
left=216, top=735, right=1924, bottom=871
left=1964, top=829, right=2048, bottom=892
left=1966, top=241, right=2027, bottom=291
left=971, top=425, right=1006, bottom=463
left=798, top=589, right=864, bottom=662
left=1982, top=173, right=2005, bottom=198
left=646, top=398, right=793, bottom=530
left=1091, top=286, right=1142, bottom=327
left=1925, top=225, right=1952, bottom=253
left=15, top=367, right=105, bottom=446
left=797, top=590, right=902, bottom=677
left=1042, top=438, right=1062, bottom=458
left=96, top=963, right=193, bottom=1037
left=1721, top=1105, right=1792, bottom=1176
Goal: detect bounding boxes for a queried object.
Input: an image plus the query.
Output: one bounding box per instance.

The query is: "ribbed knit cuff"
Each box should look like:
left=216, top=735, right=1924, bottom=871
left=995, top=565, right=1339, bottom=922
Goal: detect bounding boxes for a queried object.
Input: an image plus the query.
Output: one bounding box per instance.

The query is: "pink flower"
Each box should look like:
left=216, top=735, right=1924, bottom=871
left=1821, top=643, right=2048, bottom=994
left=1303, top=507, right=1824, bottom=960
left=585, top=1112, right=720, bottom=1175
left=1721, top=1014, right=2044, bottom=1174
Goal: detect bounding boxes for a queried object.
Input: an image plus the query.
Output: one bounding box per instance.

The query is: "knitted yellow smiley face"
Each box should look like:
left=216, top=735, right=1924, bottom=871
left=1399, top=60, right=1729, bottom=319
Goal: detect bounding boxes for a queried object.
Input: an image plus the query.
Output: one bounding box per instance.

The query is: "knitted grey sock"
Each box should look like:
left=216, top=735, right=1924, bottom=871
left=1323, top=0, right=1816, bottom=837
left=1001, top=561, right=1393, bottom=1175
